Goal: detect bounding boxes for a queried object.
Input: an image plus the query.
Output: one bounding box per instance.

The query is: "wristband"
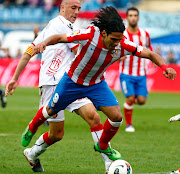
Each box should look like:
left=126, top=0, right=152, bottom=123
left=161, top=64, right=168, bottom=71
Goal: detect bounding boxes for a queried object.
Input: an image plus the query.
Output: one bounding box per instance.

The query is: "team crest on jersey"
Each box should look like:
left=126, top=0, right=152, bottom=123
left=111, top=49, right=118, bottom=57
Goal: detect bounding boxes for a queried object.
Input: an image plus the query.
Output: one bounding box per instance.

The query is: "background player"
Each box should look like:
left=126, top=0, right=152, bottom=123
left=0, top=88, right=7, bottom=108
left=119, top=7, right=153, bottom=132
left=169, top=114, right=180, bottom=174
left=169, top=114, right=180, bottom=122
left=5, top=0, right=112, bottom=173
left=20, top=6, right=176, bottom=167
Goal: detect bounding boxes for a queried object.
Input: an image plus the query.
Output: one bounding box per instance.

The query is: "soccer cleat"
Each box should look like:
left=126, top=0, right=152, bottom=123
left=94, top=143, right=122, bottom=161
left=169, top=168, right=180, bottom=174
left=169, top=114, right=180, bottom=122
left=21, top=126, right=35, bottom=147
left=0, top=89, right=7, bottom=108
left=125, top=124, right=135, bottom=132
left=24, top=148, right=44, bottom=172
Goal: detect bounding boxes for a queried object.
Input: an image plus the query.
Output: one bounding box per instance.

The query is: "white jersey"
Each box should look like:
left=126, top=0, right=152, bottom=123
left=33, top=15, right=78, bottom=87
left=119, top=28, right=152, bottom=76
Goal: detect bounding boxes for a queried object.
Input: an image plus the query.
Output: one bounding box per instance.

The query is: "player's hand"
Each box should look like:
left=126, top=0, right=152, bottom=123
left=163, top=68, right=176, bottom=80
left=168, top=114, right=180, bottom=122
left=33, top=42, right=46, bottom=54
left=5, top=79, right=17, bottom=97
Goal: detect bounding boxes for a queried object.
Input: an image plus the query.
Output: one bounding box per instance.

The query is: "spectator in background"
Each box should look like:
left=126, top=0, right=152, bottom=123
left=44, top=0, right=55, bottom=12
left=16, top=48, right=22, bottom=58
left=27, top=0, right=43, bottom=7
left=166, top=51, right=177, bottom=64
left=0, top=42, right=11, bottom=58
left=156, top=47, right=162, bottom=56
left=0, top=89, right=7, bottom=108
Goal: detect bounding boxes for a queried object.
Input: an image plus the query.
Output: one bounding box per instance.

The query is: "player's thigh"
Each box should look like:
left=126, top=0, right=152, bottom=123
left=99, top=105, right=122, bottom=122
left=66, top=98, right=100, bottom=127
left=135, top=76, right=148, bottom=98
left=120, top=74, right=135, bottom=97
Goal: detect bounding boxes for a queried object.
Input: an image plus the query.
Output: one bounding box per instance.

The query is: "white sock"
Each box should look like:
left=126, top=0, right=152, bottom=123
left=28, top=134, right=49, bottom=159
left=91, top=129, right=112, bottom=171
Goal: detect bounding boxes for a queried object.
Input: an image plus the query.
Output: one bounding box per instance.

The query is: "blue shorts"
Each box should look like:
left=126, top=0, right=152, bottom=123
left=120, top=73, right=148, bottom=98
left=48, top=73, right=119, bottom=111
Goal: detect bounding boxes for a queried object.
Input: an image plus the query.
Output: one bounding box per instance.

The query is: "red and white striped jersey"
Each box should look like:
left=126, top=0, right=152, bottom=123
left=120, top=28, right=153, bottom=76
left=66, top=26, right=143, bottom=86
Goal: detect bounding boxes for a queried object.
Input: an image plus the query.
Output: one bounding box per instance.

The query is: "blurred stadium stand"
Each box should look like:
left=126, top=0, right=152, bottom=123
left=0, top=0, right=179, bottom=92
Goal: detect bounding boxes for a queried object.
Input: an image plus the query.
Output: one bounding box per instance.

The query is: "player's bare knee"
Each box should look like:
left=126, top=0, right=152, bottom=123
left=46, top=105, right=57, bottom=116
left=87, top=111, right=101, bottom=127
left=137, top=98, right=146, bottom=105
left=126, top=95, right=135, bottom=104
left=93, top=112, right=101, bottom=126
left=110, top=112, right=123, bottom=122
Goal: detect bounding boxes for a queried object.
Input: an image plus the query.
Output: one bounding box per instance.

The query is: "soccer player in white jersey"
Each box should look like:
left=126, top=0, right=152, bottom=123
left=169, top=114, right=180, bottom=122
left=5, top=0, right=113, bottom=173
left=11, top=6, right=176, bottom=172
left=119, top=7, right=153, bottom=132
left=169, top=114, right=180, bottom=174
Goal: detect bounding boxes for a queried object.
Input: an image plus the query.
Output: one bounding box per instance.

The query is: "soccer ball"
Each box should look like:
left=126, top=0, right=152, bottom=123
left=108, top=160, right=132, bottom=174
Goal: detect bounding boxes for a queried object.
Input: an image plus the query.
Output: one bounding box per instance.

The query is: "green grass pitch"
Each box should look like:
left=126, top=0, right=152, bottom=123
left=0, top=87, right=179, bottom=174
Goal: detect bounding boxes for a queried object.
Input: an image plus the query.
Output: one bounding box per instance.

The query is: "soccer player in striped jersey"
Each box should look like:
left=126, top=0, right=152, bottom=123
left=5, top=1, right=113, bottom=173
left=20, top=6, right=176, bottom=166
left=119, top=7, right=153, bottom=132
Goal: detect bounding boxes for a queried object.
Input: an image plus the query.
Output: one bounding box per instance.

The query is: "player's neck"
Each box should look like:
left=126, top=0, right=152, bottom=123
left=127, top=26, right=139, bottom=34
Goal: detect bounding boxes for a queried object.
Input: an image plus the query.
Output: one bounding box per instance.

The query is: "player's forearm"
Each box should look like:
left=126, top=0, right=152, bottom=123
left=12, top=53, right=31, bottom=81
left=44, top=34, right=68, bottom=46
left=148, top=51, right=166, bottom=67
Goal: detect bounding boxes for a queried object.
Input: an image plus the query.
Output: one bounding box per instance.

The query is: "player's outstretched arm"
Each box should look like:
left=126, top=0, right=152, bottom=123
left=168, top=114, right=180, bottom=122
left=34, top=34, right=68, bottom=54
left=5, top=52, right=32, bottom=97
left=139, top=47, right=176, bottom=80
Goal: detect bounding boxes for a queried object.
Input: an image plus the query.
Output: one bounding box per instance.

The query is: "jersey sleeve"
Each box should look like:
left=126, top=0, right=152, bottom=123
left=66, top=26, right=95, bottom=45
left=121, top=38, right=143, bottom=57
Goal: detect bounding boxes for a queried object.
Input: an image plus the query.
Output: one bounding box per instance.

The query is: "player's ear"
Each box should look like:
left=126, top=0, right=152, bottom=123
left=60, top=4, right=65, bottom=12
left=101, top=30, right=107, bottom=37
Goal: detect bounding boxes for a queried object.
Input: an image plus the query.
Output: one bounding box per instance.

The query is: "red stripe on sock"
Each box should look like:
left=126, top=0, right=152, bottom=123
left=29, top=107, right=47, bottom=133
left=99, top=119, right=119, bottom=150
left=43, top=132, right=53, bottom=146
left=90, top=124, right=103, bottom=132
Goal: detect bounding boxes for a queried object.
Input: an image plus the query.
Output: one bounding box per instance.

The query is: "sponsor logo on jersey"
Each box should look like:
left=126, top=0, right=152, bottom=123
left=114, top=168, right=119, bottom=174
left=67, top=23, right=73, bottom=30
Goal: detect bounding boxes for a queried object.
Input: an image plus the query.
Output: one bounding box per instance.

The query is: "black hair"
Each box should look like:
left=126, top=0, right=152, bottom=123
left=92, top=6, right=125, bottom=35
left=126, top=7, right=139, bottom=16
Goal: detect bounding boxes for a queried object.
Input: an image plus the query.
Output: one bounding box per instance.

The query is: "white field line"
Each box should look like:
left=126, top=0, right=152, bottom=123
left=136, top=172, right=170, bottom=174
left=0, top=133, right=13, bottom=136
left=0, top=105, right=179, bottom=111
